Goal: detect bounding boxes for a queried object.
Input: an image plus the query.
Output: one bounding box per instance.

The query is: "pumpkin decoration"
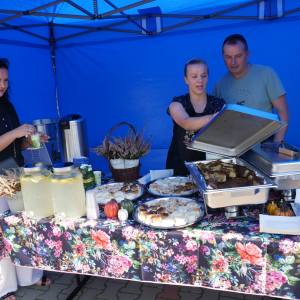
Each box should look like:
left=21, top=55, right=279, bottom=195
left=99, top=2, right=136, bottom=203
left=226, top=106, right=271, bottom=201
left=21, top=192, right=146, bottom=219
left=267, top=201, right=278, bottom=215
left=274, top=202, right=294, bottom=217
left=104, top=199, right=119, bottom=218
left=277, top=199, right=286, bottom=208
left=118, top=208, right=128, bottom=221
left=119, top=198, right=134, bottom=215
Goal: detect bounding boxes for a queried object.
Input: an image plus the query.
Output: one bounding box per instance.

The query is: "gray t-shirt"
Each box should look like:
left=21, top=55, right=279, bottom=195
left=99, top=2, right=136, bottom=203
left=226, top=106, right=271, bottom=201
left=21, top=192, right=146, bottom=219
left=212, top=63, right=286, bottom=113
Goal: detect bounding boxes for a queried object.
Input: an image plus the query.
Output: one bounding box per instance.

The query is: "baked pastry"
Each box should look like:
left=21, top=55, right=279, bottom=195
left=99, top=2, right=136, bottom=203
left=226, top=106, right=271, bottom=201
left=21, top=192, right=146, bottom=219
left=169, top=198, right=178, bottom=203
left=161, top=213, right=169, bottom=219
left=186, top=213, right=197, bottom=223
left=162, top=217, right=175, bottom=226
left=140, top=204, right=149, bottom=210
left=157, top=207, right=166, bottom=214
left=198, top=160, right=264, bottom=189
left=207, top=178, right=218, bottom=189
left=152, top=214, right=162, bottom=224
left=253, top=176, right=264, bottom=185
left=178, top=206, right=188, bottom=213
left=146, top=211, right=155, bottom=221
left=174, top=216, right=186, bottom=226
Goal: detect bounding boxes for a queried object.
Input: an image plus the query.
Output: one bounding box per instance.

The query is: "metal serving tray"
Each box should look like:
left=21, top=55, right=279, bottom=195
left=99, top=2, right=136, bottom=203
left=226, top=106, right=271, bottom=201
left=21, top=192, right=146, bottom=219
left=187, top=104, right=286, bottom=157
left=242, top=144, right=300, bottom=190
left=185, top=158, right=278, bottom=209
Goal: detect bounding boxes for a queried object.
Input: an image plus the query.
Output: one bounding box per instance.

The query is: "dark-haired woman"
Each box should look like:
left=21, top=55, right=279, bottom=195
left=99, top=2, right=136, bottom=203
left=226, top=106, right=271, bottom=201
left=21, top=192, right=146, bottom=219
left=0, top=58, right=51, bottom=300
left=166, top=58, right=226, bottom=176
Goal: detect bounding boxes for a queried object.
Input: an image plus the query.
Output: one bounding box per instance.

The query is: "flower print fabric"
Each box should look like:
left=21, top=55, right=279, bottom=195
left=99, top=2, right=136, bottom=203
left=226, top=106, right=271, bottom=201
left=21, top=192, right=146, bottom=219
left=1, top=198, right=300, bottom=299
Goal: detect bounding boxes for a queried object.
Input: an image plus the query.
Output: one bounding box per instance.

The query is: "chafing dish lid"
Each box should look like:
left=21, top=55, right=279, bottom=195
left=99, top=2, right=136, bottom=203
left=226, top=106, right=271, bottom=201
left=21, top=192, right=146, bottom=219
left=187, top=104, right=286, bottom=157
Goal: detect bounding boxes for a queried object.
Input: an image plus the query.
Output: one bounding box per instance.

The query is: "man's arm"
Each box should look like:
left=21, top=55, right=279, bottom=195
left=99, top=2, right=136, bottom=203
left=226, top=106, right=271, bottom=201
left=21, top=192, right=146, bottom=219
left=272, top=94, right=289, bottom=143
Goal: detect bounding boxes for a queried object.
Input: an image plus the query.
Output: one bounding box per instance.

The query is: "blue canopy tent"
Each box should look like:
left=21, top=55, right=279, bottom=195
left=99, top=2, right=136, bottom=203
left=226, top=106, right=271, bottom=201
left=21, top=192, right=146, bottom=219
left=0, top=0, right=299, bottom=173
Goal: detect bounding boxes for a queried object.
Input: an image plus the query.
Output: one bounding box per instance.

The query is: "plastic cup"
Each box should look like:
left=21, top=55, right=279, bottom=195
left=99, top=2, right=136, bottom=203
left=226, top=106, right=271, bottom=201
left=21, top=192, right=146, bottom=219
left=30, top=133, right=41, bottom=149
left=7, top=192, right=25, bottom=214
left=94, top=171, right=102, bottom=186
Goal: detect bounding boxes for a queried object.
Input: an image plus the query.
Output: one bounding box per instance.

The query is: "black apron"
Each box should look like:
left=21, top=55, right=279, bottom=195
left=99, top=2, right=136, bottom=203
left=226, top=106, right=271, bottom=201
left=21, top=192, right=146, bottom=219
left=166, top=94, right=216, bottom=176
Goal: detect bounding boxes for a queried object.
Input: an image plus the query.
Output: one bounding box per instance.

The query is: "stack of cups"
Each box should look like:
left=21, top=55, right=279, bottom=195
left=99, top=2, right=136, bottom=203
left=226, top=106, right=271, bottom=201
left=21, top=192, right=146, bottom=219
left=86, top=189, right=100, bottom=219
left=94, top=171, right=102, bottom=186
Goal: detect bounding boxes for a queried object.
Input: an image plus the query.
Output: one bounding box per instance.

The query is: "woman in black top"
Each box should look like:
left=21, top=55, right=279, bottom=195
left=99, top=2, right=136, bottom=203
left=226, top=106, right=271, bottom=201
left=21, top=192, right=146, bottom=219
left=0, top=58, right=49, bottom=167
left=0, top=58, right=52, bottom=300
left=0, top=58, right=50, bottom=166
left=166, top=58, right=225, bottom=175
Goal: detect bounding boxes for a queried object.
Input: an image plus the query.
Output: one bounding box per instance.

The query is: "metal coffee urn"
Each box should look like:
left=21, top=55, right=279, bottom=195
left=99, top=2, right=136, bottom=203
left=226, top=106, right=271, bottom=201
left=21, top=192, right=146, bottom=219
left=58, top=114, right=89, bottom=162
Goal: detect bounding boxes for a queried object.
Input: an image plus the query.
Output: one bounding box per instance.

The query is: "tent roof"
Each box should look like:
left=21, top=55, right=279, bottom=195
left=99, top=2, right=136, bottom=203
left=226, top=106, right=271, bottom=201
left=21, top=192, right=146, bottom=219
left=1, top=0, right=300, bottom=46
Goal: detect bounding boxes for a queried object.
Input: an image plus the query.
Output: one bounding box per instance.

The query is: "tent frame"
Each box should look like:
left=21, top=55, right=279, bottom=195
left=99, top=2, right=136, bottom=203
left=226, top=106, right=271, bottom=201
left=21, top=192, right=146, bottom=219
left=1, top=0, right=300, bottom=119
left=1, top=0, right=300, bottom=42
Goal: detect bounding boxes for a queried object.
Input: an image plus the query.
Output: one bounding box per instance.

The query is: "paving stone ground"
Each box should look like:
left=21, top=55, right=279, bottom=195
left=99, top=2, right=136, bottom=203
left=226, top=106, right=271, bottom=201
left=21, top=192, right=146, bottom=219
left=13, top=271, right=279, bottom=300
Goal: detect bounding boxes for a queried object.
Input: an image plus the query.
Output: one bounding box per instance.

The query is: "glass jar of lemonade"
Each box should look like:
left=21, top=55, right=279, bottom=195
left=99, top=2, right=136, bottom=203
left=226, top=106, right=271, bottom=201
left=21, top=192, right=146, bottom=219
left=50, top=162, right=86, bottom=220
left=20, top=163, right=54, bottom=219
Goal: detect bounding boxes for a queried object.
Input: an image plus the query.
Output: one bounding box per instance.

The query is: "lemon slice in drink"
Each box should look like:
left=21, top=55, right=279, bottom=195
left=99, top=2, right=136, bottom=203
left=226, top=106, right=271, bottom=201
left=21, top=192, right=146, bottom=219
left=60, top=177, right=79, bottom=183
left=31, top=176, right=45, bottom=183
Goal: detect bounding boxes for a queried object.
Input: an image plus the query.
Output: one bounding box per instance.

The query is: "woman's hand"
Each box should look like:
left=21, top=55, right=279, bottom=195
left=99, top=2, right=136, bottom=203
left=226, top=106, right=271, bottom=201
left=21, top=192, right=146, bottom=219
left=13, top=124, right=36, bottom=139
left=36, top=131, right=50, bottom=143
left=26, top=132, right=50, bottom=144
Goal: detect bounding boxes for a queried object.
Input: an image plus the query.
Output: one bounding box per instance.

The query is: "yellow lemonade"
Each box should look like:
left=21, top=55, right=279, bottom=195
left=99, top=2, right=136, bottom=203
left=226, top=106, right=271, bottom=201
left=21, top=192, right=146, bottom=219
left=20, top=168, right=54, bottom=219
left=50, top=165, right=86, bottom=220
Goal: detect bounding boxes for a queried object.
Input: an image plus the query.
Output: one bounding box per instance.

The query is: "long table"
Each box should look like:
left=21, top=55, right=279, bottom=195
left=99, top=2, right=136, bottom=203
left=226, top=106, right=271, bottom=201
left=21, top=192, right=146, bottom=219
left=1, top=190, right=300, bottom=300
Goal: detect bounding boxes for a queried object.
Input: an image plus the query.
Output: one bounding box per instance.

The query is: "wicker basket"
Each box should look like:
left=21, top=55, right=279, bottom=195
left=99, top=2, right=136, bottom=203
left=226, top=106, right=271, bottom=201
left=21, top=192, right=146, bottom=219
left=107, top=122, right=141, bottom=182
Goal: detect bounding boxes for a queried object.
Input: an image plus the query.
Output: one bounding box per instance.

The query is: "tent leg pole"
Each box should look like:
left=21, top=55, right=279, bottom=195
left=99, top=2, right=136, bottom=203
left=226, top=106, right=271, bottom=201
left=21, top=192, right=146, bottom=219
left=65, top=275, right=91, bottom=300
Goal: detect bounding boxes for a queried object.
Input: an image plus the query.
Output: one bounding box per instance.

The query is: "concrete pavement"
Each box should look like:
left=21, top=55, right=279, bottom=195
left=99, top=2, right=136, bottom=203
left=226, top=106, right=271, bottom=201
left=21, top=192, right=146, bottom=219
left=13, top=271, right=278, bottom=300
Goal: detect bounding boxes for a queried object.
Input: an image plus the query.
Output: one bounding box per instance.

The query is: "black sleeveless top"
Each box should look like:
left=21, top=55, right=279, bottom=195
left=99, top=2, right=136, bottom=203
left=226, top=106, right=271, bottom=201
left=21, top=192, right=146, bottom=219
left=166, top=93, right=225, bottom=176
left=0, top=100, right=24, bottom=166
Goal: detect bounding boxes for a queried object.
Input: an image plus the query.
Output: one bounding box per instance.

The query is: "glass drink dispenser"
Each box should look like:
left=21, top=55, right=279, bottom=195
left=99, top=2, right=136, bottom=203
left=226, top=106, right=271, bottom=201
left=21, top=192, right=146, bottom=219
left=20, top=163, right=54, bottom=219
left=49, top=162, right=86, bottom=220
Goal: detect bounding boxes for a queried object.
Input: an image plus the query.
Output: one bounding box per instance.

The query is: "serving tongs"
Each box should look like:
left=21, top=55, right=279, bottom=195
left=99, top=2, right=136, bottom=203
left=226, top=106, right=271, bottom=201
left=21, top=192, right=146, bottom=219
left=261, top=141, right=300, bottom=158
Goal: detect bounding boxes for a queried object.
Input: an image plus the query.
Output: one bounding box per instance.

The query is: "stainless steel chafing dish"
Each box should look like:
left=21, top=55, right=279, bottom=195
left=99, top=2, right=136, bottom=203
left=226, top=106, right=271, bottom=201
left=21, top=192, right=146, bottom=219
left=186, top=157, right=277, bottom=209
left=185, top=104, right=287, bottom=211
left=242, top=142, right=300, bottom=191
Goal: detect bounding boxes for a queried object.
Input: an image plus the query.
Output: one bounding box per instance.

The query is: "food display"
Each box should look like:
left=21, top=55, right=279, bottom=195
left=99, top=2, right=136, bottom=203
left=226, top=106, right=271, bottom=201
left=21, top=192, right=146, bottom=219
left=196, top=159, right=265, bottom=189
left=133, top=197, right=204, bottom=229
left=146, top=176, right=198, bottom=197
left=95, top=182, right=144, bottom=204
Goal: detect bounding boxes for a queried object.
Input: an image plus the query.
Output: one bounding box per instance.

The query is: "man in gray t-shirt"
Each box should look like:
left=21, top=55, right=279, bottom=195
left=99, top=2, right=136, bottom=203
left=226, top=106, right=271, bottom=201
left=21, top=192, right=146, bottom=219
left=212, top=34, right=289, bottom=142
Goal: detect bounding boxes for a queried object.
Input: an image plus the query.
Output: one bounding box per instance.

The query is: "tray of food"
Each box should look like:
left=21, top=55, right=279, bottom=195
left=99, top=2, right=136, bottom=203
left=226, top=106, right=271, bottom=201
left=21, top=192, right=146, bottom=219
left=95, top=182, right=144, bottom=204
left=133, top=197, right=205, bottom=229
left=145, top=176, right=198, bottom=197
left=185, top=158, right=278, bottom=208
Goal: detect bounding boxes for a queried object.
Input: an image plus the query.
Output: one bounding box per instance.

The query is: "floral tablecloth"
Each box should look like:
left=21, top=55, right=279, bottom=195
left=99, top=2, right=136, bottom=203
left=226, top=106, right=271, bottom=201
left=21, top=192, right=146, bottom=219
left=1, top=190, right=300, bottom=299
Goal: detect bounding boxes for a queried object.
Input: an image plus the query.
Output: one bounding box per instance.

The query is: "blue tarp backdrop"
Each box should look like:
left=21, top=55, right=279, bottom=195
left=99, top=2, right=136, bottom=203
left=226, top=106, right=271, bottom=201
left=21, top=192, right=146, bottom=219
left=0, top=0, right=299, bottom=173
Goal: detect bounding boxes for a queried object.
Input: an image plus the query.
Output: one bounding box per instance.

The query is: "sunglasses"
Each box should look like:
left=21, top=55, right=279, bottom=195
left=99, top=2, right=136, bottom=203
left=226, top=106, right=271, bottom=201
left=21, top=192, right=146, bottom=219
left=0, top=58, right=10, bottom=67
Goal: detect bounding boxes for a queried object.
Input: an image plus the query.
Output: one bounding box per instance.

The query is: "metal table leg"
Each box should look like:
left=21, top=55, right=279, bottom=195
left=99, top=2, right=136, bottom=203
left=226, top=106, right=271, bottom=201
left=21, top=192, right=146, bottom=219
left=66, top=274, right=91, bottom=300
